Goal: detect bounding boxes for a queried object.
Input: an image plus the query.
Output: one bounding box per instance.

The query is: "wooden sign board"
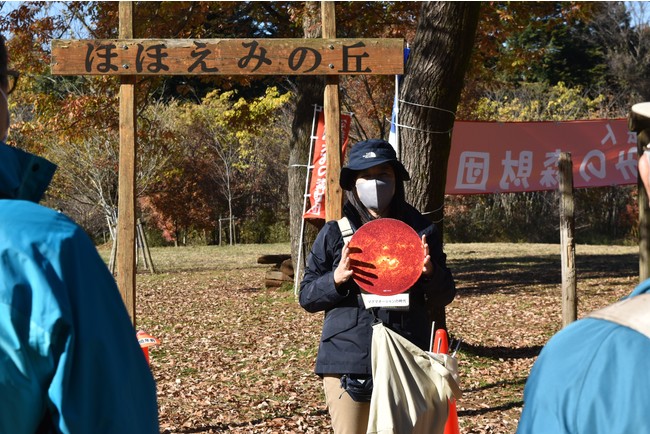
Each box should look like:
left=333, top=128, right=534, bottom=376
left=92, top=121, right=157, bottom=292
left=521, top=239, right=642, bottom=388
left=51, top=38, right=404, bottom=76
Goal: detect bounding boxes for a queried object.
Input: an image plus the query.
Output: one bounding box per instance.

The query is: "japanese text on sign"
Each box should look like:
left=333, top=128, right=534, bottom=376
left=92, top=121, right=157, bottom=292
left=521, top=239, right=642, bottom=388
left=447, top=119, right=638, bottom=195
left=51, top=38, right=404, bottom=76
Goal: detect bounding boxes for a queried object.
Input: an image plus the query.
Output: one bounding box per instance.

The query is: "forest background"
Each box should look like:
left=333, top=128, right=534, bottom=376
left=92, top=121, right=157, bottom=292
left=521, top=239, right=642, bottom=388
left=2, top=1, right=649, bottom=247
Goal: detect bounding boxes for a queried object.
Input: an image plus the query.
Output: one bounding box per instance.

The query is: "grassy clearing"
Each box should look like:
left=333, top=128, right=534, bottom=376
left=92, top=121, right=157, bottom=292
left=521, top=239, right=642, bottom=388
left=102, top=242, right=638, bottom=433
left=98, top=242, right=291, bottom=273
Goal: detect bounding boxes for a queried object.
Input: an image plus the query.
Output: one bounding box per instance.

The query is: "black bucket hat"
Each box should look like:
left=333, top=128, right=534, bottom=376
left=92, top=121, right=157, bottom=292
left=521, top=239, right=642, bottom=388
left=339, top=139, right=410, bottom=190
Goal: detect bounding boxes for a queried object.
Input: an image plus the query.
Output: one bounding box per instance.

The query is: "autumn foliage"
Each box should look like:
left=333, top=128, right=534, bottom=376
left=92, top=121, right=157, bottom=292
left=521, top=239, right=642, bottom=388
left=0, top=2, right=647, bottom=244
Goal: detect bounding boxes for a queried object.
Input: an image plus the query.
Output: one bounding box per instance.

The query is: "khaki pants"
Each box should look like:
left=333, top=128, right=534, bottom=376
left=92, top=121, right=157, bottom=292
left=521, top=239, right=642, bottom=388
left=323, top=375, right=445, bottom=434
left=323, top=375, right=370, bottom=434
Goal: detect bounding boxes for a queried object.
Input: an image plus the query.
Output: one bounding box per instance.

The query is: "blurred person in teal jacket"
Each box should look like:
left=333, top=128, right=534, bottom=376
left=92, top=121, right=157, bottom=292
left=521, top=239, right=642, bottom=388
left=0, top=35, right=159, bottom=433
left=517, top=144, right=650, bottom=433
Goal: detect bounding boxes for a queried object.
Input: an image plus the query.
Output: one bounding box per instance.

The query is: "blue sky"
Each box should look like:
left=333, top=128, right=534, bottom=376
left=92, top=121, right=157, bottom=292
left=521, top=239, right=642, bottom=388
left=2, top=1, right=90, bottom=38
left=626, top=1, right=650, bottom=27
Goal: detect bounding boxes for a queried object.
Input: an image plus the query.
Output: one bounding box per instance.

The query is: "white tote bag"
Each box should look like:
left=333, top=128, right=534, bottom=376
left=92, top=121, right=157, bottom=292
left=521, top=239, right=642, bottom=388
left=367, top=323, right=462, bottom=434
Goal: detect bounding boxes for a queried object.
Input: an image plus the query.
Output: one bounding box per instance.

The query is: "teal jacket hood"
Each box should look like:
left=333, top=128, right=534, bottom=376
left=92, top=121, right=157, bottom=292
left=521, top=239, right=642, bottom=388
left=0, top=142, right=56, bottom=202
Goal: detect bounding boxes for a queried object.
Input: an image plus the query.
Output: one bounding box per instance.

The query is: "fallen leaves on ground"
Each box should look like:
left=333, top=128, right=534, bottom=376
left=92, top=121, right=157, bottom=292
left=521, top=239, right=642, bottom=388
left=130, top=243, right=637, bottom=433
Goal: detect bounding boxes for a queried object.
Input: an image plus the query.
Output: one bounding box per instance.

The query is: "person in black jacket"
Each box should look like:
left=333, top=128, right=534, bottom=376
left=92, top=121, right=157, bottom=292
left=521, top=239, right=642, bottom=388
left=299, top=139, right=455, bottom=434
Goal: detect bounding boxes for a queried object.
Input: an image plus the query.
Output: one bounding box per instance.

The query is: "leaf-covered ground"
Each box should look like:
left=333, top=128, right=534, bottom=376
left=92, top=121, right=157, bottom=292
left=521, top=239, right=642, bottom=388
left=114, top=242, right=638, bottom=433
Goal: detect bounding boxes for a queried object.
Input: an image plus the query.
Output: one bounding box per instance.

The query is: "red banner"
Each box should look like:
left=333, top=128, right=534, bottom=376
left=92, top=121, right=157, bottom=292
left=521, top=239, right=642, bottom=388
left=446, top=119, right=638, bottom=195
left=303, top=110, right=352, bottom=219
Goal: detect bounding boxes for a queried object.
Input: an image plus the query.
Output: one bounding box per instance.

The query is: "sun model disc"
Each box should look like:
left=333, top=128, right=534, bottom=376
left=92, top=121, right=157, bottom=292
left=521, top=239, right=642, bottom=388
left=347, top=218, right=424, bottom=296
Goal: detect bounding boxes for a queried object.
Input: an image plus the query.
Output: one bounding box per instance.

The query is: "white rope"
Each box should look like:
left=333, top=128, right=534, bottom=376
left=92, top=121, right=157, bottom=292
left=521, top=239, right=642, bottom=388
left=387, top=118, right=454, bottom=135
left=388, top=99, right=456, bottom=134
left=398, top=99, right=457, bottom=118
left=421, top=203, right=445, bottom=224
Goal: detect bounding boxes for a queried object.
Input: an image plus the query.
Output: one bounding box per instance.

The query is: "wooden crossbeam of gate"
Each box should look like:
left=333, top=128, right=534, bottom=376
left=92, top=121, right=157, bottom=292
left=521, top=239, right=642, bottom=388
left=50, top=1, right=404, bottom=325
left=51, top=38, right=404, bottom=76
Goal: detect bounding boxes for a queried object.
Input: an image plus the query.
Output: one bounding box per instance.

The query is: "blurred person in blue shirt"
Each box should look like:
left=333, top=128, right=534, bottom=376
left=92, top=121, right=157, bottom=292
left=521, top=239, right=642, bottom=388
left=0, top=34, right=159, bottom=433
left=517, top=137, right=650, bottom=433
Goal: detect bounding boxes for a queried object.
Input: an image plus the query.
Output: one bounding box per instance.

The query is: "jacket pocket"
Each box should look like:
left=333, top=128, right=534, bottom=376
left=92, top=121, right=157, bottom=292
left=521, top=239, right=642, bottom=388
left=321, top=307, right=358, bottom=341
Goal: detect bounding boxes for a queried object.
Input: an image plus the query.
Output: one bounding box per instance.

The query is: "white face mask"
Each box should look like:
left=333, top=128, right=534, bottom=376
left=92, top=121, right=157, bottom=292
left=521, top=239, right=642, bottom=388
left=0, top=88, right=9, bottom=142
left=356, top=178, right=395, bottom=214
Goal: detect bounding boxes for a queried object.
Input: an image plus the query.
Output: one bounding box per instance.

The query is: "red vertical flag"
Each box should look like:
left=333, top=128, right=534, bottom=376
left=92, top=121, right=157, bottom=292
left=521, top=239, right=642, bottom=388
left=303, top=110, right=352, bottom=220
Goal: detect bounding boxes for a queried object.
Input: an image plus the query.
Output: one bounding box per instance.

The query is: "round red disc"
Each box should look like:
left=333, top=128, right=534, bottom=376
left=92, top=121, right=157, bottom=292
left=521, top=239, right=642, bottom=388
left=348, top=218, right=424, bottom=296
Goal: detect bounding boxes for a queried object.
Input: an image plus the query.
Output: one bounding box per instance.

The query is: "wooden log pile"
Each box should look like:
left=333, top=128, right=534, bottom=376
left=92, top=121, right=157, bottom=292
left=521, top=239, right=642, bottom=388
left=257, top=254, right=294, bottom=288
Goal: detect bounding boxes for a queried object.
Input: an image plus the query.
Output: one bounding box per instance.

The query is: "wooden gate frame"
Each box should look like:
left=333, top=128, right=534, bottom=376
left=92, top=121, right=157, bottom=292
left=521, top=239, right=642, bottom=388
left=51, top=1, right=404, bottom=325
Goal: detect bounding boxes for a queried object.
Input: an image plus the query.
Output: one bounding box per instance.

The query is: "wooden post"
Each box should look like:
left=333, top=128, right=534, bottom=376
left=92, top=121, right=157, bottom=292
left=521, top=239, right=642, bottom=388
left=322, top=1, right=343, bottom=221
left=639, top=152, right=650, bottom=282
left=629, top=103, right=650, bottom=282
left=559, top=152, right=577, bottom=326
left=116, top=1, right=137, bottom=325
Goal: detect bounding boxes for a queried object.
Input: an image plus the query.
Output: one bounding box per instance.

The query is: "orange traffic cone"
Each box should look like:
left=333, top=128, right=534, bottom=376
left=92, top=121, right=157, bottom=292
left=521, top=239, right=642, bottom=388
left=433, top=329, right=449, bottom=354
left=445, top=400, right=460, bottom=434
left=136, top=330, right=160, bottom=366
left=432, top=328, right=460, bottom=434
left=141, top=346, right=150, bottom=364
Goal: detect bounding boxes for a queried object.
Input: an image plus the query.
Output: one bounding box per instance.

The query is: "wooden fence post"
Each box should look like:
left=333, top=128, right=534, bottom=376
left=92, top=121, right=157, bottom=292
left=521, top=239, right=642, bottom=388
left=559, top=152, right=577, bottom=326
left=639, top=160, right=650, bottom=282
left=629, top=103, right=650, bottom=282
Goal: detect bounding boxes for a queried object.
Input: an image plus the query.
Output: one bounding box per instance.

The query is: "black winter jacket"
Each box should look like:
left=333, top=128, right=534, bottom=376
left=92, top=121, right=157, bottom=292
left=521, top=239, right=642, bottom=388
left=299, top=202, right=455, bottom=376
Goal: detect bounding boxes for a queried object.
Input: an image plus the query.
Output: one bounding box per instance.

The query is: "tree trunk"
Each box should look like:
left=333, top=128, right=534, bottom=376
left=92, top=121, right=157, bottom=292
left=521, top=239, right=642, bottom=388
left=288, top=1, right=324, bottom=276
left=400, top=2, right=480, bottom=329
left=400, top=2, right=480, bottom=232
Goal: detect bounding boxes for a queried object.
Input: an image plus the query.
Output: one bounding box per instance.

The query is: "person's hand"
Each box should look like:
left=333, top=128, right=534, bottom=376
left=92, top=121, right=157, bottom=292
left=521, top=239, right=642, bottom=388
left=334, top=242, right=354, bottom=286
left=422, top=234, right=434, bottom=277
